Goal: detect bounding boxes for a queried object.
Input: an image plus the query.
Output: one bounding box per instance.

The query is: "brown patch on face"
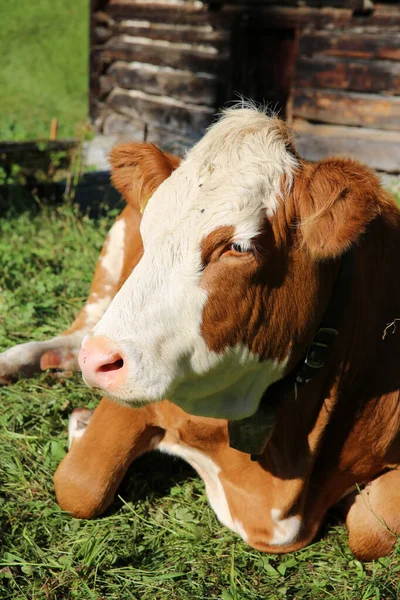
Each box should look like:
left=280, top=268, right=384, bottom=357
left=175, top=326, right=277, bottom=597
left=199, top=221, right=326, bottom=368
left=199, top=156, right=399, bottom=375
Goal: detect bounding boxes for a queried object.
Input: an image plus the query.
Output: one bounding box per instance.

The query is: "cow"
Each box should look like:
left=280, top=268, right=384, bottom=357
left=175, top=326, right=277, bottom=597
left=1, top=106, right=399, bottom=561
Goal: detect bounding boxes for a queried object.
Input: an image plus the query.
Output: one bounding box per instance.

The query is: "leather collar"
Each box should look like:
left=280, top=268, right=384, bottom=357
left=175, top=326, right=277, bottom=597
left=228, top=247, right=355, bottom=458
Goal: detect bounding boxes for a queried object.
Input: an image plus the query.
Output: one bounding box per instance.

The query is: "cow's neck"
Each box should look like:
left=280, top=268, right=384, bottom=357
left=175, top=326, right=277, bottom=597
left=262, top=212, right=400, bottom=513
left=341, top=215, right=400, bottom=391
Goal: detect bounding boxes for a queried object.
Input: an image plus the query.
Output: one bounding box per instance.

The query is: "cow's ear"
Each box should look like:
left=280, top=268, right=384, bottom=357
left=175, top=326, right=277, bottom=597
left=109, top=143, right=180, bottom=213
left=298, top=158, right=381, bottom=259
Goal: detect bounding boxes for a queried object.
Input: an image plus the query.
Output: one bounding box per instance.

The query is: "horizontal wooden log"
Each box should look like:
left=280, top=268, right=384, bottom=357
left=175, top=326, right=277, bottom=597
left=109, top=0, right=368, bottom=8
left=106, top=87, right=215, bottom=137
left=293, top=88, right=400, bottom=130
left=103, top=35, right=228, bottom=74
left=295, top=57, right=400, bottom=95
left=94, top=25, right=112, bottom=43
left=107, top=61, right=220, bottom=106
left=93, top=10, right=114, bottom=26
left=107, top=3, right=238, bottom=28
left=245, top=4, right=400, bottom=29
left=102, top=113, right=146, bottom=140
left=299, top=30, right=400, bottom=61
left=112, top=20, right=229, bottom=49
left=206, top=0, right=370, bottom=7
left=293, top=119, right=400, bottom=173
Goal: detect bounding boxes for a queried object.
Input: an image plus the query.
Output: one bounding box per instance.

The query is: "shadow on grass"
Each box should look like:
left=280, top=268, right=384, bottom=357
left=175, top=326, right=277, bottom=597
left=110, top=451, right=195, bottom=511
left=0, top=172, right=122, bottom=220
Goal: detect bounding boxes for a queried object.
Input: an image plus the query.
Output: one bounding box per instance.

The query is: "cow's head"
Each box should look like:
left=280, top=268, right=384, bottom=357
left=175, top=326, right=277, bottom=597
left=79, top=107, right=380, bottom=419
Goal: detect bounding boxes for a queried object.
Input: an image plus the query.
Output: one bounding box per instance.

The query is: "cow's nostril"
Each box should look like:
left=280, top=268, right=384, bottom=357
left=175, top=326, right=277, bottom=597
left=97, top=358, right=124, bottom=373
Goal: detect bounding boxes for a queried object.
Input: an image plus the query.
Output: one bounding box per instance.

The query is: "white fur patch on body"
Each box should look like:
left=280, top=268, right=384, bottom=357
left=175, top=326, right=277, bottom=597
left=159, top=441, right=249, bottom=539
left=68, top=409, right=93, bottom=449
left=100, top=218, right=126, bottom=285
left=269, top=508, right=302, bottom=546
left=88, top=106, right=296, bottom=419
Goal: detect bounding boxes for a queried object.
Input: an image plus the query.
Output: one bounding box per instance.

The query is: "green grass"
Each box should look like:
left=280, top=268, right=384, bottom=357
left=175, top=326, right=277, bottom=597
left=1, top=194, right=400, bottom=599
left=0, top=0, right=89, bottom=141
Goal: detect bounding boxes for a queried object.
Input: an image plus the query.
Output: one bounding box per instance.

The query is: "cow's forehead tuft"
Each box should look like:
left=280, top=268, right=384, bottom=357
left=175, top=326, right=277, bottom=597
left=141, top=107, right=298, bottom=237
left=187, top=107, right=295, bottom=171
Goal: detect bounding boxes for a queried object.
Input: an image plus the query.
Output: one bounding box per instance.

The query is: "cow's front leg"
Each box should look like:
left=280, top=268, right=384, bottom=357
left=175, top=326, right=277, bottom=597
left=0, top=205, right=143, bottom=383
left=343, top=468, right=400, bottom=560
left=0, top=332, right=84, bottom=384
left=54, top=398, right=163, bottom=518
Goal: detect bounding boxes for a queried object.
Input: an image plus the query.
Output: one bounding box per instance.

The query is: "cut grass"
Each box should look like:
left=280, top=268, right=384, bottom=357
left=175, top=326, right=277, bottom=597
left=1, top=195, right=400, bottom=599
left=0, top=0, right=88, bottom=141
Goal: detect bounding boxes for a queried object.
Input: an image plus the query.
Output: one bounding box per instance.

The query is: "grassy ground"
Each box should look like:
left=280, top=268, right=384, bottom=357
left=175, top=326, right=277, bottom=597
left=1, top=191, right=400, bottom=600
left=0, top=0, right=88, bottom=141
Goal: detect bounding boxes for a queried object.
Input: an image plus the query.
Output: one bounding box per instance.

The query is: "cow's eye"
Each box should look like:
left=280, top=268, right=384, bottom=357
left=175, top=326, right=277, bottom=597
left=230, top=241, right=252, bottom=254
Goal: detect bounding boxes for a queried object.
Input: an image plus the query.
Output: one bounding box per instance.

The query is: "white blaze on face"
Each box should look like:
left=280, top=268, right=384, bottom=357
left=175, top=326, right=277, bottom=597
left=100, top=218, right=126, bottom=285
left=91, top=107, right=297, bottom=418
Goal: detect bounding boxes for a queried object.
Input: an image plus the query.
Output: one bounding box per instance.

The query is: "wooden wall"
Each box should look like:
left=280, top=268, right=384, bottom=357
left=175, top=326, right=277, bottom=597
left=91, top=0, right=240, bottom=155
left=90, top=1, right=400, bottom=171
left=290, top=3, right=400, bottom=172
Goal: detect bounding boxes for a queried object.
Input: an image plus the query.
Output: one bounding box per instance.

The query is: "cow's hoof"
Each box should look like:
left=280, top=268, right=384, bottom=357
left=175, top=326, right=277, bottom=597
left=40, top=349, right=79, bottom=372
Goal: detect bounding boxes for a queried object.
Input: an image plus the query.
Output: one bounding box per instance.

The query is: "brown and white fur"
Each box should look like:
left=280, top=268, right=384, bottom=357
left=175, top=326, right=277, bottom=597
left=1, top=107, right=400, bottom=561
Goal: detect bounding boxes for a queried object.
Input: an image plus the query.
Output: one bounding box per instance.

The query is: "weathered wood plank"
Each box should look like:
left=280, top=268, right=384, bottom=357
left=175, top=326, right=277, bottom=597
left=299, top=30, right=400, bottom=61
left=295, top=57, right=400, bottom=94
left=293, top=119, right=400, bottom=173
left=206, top=0, right=370, bottom=7
left=93, top=10, right=113, bottom=26
left=107, top=61, right=220, bottom=106
left=246, top=5, right=400, bottom=29
left=112, top=20, right=229, bottom=49
left=293, top=88, right=400, bottom=130
left=107, top=4, right=238, bottom=27
left=103, top=35, right=228, bottom=74
left=106, top=87, right=215, bottom=137
left=94, top=25, right=112, bottom=43
left=109, top=0, right=369, bottom=8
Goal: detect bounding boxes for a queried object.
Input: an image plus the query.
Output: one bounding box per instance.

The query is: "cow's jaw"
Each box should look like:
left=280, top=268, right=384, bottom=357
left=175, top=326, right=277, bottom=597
left=83, top=108, right=297, bottom=419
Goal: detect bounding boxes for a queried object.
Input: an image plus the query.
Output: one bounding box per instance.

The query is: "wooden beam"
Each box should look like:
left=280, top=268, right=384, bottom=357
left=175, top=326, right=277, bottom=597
left=299, top=30, right=400, bottom=61
left=107, top=61, right=220, bottom=106
left=293, top=119, right=400, bottom=173
left=295, top=56, right=400, bottom=95
left=111, top=21, right=229, bottom=49
left=107, top=3, right=239, bottom=27
left=102, top=35, right=229, bottom=74
left=204, top=0, right=370, bottom=8
left=105, top=87, right=214, bottom=138
left=293, top=88, right=400, bottom=130
left=244, top=4, right=400, bottom=29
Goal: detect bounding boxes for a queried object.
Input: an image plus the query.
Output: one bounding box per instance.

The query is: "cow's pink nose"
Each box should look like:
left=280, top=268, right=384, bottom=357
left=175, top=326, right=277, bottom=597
left=78, top=336, right=127, bottom=391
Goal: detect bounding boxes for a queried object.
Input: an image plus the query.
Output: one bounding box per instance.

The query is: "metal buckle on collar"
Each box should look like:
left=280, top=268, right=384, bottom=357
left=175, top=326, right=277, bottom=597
left=304, top=327, right=339, bottom=370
